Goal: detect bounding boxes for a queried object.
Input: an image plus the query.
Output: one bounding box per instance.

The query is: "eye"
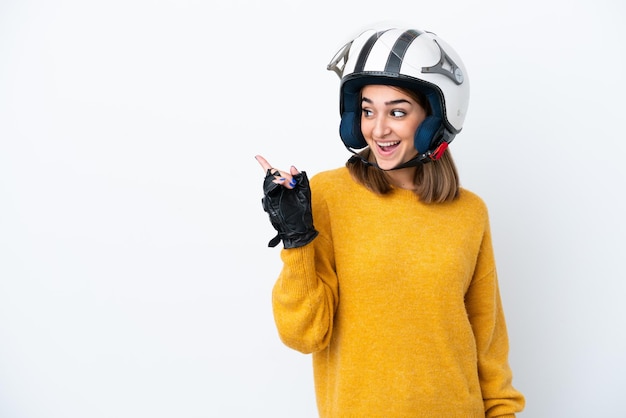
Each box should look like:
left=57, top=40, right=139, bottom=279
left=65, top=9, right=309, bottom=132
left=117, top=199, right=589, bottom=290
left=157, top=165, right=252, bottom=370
left=361, top=108, right=373, bottom=117
left=391, top=109, right=406, bottom=118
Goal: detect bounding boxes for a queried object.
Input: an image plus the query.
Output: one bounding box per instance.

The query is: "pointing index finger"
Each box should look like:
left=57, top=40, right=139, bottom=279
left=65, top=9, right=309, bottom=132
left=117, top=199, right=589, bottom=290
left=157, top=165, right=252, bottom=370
left=254, top=155, right=272, bottom=173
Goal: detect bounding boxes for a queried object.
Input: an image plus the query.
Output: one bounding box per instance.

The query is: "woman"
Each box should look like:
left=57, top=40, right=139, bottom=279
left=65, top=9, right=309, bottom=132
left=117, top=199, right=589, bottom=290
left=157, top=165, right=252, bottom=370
left=256, top=26, right=525, bottom=417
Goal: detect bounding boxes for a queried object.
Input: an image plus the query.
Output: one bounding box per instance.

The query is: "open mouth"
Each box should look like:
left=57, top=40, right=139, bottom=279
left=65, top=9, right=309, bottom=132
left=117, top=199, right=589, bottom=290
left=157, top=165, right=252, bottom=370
left=376, top=141, right=400, bottom=153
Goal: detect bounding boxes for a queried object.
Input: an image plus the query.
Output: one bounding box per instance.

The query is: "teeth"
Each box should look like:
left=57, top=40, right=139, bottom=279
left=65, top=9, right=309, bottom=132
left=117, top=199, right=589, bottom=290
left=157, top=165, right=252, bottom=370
left=377, top=141, right=399, bottom=147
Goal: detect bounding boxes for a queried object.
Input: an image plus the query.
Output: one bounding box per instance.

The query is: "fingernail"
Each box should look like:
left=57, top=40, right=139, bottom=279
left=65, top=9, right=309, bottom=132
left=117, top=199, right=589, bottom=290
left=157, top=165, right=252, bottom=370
left=289, top=178, right=297, bottom=187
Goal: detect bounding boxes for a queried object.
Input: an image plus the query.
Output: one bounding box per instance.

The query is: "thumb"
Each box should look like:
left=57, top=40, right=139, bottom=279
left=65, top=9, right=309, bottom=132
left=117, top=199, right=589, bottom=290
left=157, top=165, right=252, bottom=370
left=290, top=165, right=300, bottom=176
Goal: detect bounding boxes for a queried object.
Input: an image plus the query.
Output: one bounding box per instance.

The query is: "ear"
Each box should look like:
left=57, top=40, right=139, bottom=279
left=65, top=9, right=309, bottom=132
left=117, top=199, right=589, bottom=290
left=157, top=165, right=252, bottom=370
left=340, top=111, right=367, bottom=149
left=414, top=116, right=443, bottom=153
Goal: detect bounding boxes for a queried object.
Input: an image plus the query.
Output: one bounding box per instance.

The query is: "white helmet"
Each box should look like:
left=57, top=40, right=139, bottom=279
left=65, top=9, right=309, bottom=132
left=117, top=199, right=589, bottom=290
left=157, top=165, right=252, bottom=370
left=327, top=27, right=470, bottom=161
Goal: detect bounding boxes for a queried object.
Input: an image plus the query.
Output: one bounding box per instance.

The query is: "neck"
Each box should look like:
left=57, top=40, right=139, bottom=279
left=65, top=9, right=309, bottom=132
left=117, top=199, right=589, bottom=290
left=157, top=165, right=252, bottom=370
left=385, top=167, right=417, bottom=190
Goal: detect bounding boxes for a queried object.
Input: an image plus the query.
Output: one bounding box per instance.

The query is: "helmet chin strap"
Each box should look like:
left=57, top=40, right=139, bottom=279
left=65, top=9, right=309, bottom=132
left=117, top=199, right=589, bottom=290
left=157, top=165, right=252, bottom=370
left=346, top=141, right=448, bottom=171
left=347, top=152, right=427, bottom=171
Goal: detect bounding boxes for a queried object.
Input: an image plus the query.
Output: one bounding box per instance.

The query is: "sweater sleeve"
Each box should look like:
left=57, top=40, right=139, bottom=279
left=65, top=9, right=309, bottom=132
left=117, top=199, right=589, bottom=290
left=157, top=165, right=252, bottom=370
left=465, top=221, right=525, bottom=417
left=271, top=180, right=339, bottom=354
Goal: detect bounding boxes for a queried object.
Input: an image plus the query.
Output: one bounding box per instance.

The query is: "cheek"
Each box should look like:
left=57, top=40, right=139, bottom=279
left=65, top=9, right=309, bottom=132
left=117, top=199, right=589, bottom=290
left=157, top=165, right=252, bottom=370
left=402, top=119, right=423, bottom=140
left=359, top=118, right=373, bottom=136
left=398, top=124, right=418, bottom=141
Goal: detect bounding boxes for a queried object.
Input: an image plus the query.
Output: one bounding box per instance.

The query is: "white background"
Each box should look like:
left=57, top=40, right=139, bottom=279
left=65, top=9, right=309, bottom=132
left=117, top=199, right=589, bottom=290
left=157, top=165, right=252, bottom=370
left=1, top=0, right=625, bottom=417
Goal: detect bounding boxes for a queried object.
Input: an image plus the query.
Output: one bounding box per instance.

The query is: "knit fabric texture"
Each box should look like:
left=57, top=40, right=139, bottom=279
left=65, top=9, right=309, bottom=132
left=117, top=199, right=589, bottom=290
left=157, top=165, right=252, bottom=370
left=272, top=166, right=525, bottom=417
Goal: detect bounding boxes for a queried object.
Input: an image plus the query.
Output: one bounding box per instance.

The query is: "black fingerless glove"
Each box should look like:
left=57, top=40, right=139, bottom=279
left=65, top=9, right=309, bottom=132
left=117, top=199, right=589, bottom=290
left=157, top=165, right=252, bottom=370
left=261, top=169, right=319, bottom=248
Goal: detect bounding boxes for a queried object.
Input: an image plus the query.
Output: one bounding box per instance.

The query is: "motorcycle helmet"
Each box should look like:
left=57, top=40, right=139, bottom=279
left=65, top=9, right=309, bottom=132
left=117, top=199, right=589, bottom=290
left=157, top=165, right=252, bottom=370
left=327, top=27, right=470, bottom=161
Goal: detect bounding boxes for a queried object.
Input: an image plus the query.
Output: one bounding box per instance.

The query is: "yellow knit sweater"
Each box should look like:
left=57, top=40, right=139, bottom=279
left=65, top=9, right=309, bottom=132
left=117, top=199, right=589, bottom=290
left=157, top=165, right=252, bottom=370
left=272, top=166, right=525, bottom=417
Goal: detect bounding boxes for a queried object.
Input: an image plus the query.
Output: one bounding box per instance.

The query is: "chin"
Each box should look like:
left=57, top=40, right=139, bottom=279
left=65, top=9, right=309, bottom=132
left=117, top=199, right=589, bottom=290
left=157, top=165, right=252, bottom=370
left=374, top=160, right=400, bottom=171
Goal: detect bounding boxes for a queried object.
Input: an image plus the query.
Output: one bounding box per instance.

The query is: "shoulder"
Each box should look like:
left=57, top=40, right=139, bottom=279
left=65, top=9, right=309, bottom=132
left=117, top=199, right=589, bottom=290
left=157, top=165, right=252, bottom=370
left=452, top=187, right=490, bottom=222
left=309, top=166, right=353, bottom=190
left=307, top=166, right=362, bottom=211
left=457, top=187, right=487, bottom=208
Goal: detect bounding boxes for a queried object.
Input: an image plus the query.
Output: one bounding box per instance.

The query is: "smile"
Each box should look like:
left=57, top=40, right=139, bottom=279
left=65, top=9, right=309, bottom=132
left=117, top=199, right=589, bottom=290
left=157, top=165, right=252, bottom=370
left=376, top=141, right=400, bottom=152
left=377, top=141, right=399, bottom=147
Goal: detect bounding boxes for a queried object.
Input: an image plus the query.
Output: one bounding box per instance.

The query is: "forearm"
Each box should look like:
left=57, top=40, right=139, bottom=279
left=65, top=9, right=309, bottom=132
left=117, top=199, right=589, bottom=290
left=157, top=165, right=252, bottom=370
left=272, top=241, right=338, bottom=354
left=466, top=271, right=525, bottom=416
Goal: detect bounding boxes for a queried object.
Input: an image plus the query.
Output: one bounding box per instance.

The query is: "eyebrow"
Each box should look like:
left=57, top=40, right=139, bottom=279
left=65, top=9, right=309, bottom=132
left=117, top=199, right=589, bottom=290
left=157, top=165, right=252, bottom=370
left=361, top=97, right=412, bottom=106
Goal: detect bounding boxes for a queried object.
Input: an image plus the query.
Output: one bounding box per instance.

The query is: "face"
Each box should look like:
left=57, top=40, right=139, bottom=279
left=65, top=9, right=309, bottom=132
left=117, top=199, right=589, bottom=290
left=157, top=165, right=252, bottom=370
left=360, top=85, right=427, bottom=170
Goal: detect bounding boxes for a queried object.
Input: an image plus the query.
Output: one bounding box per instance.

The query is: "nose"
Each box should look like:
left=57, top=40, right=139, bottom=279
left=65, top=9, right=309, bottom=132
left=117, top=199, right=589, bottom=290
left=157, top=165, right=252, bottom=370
left=371, top=115, right=391, bottom=139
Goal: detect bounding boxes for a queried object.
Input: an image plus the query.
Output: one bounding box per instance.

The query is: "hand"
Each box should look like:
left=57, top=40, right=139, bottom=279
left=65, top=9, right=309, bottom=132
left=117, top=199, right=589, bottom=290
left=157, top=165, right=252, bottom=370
left=254, top=155, right=299, bottom=189
left=255, top=155, right=319, bottom=248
